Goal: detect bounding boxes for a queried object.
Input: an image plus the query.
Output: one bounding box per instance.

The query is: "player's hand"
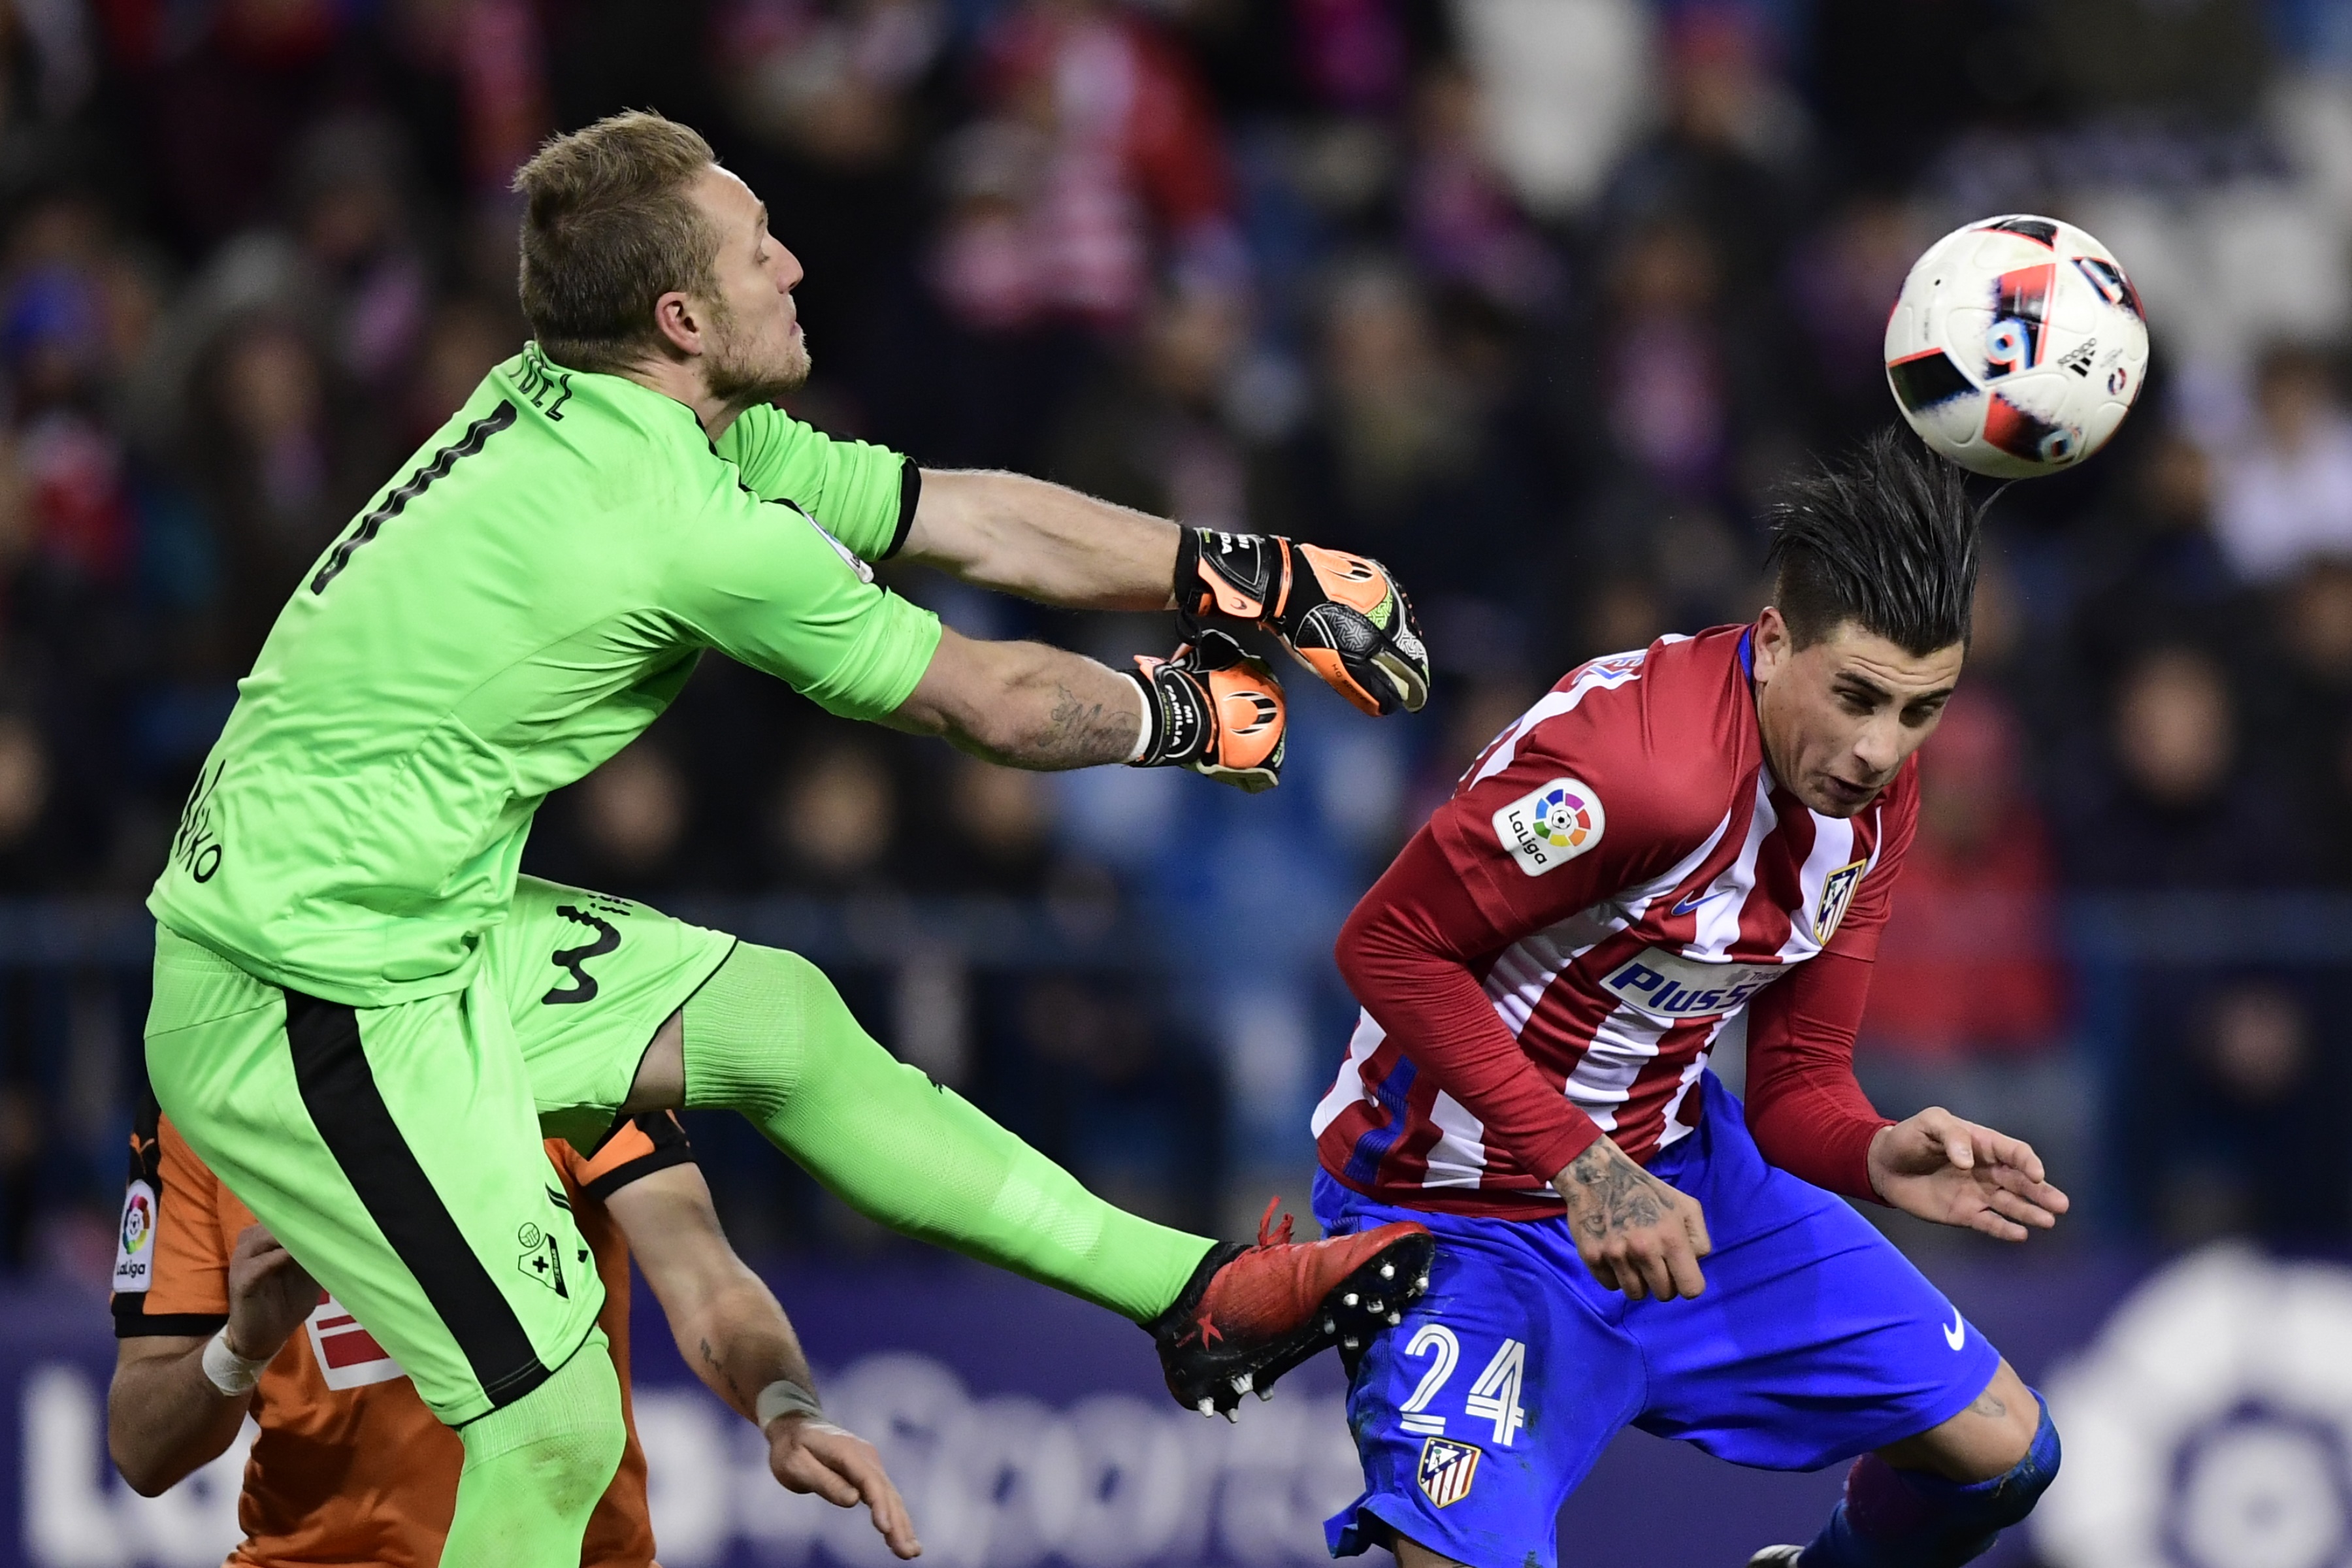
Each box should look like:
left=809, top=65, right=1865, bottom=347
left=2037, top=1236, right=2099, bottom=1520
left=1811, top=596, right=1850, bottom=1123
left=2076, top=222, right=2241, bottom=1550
left=224, top=1225, right=319, bottom=1363
left=1867, top=1109, right=2070, bottom=1241
left=1175, top=529, right=1430, bottom=717
left=1126, top=629, right=1286, bottom=792
left=1552, top=1137, right=1712, bottom=1301
left=766, top=1413, right=921, bottom=1559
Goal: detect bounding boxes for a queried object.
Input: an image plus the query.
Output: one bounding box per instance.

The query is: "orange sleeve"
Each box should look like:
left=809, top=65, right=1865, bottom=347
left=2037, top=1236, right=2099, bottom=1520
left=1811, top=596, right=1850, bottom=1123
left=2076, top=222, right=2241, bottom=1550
left=563, top=1113, right=694, bottom=1203
left=113, top=1103, right=233, bottom=1337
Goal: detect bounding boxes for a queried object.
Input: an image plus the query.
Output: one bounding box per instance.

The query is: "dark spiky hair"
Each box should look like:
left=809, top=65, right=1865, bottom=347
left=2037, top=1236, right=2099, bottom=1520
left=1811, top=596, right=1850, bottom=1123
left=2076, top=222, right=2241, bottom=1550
left=1765, top=429, right=1982, bottom=655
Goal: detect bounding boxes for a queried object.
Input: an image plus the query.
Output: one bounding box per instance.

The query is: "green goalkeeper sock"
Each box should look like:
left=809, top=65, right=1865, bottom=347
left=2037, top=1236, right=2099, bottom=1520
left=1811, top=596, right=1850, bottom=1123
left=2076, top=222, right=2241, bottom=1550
left=444, top=1333, right=624, bottom=1568
left=683, top=941, right=1214, bottom=1322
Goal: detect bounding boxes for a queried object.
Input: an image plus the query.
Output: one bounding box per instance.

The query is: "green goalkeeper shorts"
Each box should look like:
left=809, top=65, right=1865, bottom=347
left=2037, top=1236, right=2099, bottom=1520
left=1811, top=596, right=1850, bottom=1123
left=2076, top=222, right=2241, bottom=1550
left=144, top=877, right=734, bottom=1424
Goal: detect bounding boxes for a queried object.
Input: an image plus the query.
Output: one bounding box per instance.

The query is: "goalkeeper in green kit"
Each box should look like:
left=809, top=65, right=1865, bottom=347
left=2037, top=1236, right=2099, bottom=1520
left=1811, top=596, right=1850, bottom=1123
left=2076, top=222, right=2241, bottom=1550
left=142, top=111, right=1438, bottom=1565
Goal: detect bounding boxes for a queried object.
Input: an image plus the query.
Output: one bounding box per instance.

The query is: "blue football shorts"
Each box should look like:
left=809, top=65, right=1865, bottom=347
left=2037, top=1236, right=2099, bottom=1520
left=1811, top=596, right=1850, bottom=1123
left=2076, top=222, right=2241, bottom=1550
left=1313, top=1072, right=2001, bottom=1568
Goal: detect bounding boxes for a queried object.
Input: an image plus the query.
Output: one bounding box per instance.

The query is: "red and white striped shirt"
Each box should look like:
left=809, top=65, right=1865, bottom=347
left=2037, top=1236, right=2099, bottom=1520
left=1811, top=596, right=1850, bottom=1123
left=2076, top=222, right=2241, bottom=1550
left=1313, top=625, right=1912, bottom=1218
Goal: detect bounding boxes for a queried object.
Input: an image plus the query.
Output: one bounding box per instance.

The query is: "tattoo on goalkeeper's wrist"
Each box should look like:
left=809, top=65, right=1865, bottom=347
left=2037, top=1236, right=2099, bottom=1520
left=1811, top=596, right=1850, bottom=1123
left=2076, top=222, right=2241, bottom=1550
left=1035, top=683, right=1134, bottom=768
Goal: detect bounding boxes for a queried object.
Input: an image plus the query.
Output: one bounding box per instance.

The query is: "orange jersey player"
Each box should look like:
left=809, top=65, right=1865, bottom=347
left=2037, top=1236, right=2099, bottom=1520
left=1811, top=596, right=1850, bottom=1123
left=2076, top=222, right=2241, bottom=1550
left=106, top=1100, right=919, bottom=1565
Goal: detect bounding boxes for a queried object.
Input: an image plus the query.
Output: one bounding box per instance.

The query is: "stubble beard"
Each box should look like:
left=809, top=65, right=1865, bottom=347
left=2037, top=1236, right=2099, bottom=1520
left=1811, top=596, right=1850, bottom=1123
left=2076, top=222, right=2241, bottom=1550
left=704, top=304, right=812, bottom=409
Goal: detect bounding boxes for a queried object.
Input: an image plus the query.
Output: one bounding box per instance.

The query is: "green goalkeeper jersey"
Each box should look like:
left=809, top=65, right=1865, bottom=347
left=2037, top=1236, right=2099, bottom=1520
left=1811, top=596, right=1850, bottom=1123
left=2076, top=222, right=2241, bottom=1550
left=149, top=344, right=940, bottom=1007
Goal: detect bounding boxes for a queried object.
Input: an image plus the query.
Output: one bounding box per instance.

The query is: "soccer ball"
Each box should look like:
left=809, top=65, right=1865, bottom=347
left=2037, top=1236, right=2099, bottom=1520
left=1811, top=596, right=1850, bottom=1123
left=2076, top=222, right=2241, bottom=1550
left=1883, top=214, right=2149, bottom=479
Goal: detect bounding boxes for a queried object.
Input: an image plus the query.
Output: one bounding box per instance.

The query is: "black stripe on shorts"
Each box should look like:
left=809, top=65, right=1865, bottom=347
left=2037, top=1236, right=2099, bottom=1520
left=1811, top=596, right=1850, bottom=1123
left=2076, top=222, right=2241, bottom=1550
left=283, top=990, right=552, bottom=1410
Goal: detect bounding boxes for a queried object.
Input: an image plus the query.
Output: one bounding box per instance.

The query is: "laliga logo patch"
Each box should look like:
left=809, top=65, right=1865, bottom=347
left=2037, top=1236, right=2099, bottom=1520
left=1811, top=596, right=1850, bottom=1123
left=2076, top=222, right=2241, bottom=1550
left=1492, top=777, right=1605, bottom=877
left=1814, top=859, right=1868, bottom=943
left=1416, top=1436, right=1481, bottom=1508
left=113, top=1181, right=155, bottom=1294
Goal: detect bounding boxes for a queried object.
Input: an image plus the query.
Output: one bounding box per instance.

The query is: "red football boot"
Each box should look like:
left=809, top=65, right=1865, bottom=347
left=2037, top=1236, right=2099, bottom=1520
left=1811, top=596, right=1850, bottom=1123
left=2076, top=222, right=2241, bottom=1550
left=1147, top=1198, right=1435, bottom=1418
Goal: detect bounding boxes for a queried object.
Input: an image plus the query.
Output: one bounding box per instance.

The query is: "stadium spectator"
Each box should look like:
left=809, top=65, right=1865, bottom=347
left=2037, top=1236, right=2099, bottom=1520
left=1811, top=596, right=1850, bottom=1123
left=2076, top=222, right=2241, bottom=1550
left=2211, top=343, right=2352, bottom=583
left=180, top=315, right=382, bottom=672
left=931, top=0, right=1240, bottom=333
left=2255, top=557, right=2352, bottom=883
left=1288, top=259, right=1499, bottom=610
left=403, top=294, right=518, bottom=444
left=283, top=116, right=433, bottom=395
left=1786, top=197, right=1930, bottom=444
left=544, top=741, right=695, bottom=902
left=2132, top=980, right=2352, bottom=1245
left=1046, top=280, right=1290, bottom=536
left=1599, top=219, right=1732, bottom=499
left=1600, top=3, right=1806, bottom=319
left=2070, top=427, right=2248, bottom=688
left=772, top=742, right=900, bottom=890
left=714, top=0, right=944, bottom=173
left=2062, top=644, right=2311, bottom=888
left=1004, top=974, right=1218, bottom=1229
left=1399, top=61, right=1560, bottom=314
left=937, top=754, right=1056, bottom=896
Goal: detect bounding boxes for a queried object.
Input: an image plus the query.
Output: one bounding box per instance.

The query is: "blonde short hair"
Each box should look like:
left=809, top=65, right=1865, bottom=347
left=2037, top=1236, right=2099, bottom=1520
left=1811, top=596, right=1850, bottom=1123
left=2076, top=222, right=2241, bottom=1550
left=513, top=110, right=719, bottom=374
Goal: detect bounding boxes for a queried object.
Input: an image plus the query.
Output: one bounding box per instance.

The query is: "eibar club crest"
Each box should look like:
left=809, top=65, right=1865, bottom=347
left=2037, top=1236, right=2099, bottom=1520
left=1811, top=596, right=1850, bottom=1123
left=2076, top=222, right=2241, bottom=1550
left=1814, top=858, right=1868, bottom=943
left=1416, top=1436, right=1481, bottom=1508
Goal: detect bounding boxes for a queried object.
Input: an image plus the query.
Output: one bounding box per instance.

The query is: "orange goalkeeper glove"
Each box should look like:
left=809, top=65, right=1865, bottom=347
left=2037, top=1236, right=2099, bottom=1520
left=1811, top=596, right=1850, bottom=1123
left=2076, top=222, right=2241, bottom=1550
left=1175, top=528, right=1430, bottom=717
left=1124, top=630, right=1286, bottom=792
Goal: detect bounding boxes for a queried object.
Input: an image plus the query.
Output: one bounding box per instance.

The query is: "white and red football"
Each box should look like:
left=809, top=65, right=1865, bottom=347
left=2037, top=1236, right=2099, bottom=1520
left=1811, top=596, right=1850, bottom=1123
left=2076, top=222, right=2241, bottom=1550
left=1884, top=214, right=2149, bottom=478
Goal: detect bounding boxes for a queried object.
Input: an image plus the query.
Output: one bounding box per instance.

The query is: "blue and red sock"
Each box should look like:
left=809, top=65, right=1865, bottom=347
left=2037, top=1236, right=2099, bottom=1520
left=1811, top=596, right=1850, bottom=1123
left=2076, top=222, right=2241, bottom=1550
left=1801, top=1392, right=2061, bottom=1568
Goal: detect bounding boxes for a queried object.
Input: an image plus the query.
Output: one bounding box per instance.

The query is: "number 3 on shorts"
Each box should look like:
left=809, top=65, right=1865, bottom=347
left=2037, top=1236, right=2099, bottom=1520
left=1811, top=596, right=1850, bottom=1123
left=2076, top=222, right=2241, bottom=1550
left=1395, top=1324, right=1528, bottom=1448
left=542, top=905, right=622, bottom=1005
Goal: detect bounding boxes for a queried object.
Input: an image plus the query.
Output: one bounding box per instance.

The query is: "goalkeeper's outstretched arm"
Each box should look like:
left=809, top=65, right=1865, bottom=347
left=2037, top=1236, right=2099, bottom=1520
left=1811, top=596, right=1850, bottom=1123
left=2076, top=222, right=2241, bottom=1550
left=903, top=472, right=1432, bottom=717
left=889, top=625, right=1288, bottom=790
left=905, top=469, right=1179, bottom=611
left=887, top=627, right=1145, bottom=769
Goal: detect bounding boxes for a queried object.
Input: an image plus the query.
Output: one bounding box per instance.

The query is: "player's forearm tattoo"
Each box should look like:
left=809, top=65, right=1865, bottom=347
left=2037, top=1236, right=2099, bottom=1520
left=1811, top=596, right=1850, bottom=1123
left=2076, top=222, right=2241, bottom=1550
left=1561, top=1140, right=1671, bottom=1238
left=700, top=1335, right=749, bottom=1406
left=1022, top=681, right=1136, bottom=768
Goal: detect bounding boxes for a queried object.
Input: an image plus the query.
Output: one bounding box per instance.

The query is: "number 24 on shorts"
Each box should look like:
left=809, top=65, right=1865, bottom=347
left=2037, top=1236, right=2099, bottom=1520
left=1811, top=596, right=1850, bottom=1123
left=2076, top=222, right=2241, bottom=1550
left=1395, top=1325, right=1527, bottom=1446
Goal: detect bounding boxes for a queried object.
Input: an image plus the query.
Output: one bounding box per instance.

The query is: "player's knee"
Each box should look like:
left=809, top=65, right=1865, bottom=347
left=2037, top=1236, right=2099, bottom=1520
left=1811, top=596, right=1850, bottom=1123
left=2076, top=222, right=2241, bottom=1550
left=682, top=941, right=858, bottom=1115
left=458, top=1339, right=625, bottom=1514
left=1961, top=1366, right=2048, bottom=1480
left=505, top=1416, right=625, bottom=1520
left=1992, top=1394, right=2060, bottom=1521
left=1987, top=1386, right=2045, bottom=1476
left=1838, top=1394, right=2059, bottom=1566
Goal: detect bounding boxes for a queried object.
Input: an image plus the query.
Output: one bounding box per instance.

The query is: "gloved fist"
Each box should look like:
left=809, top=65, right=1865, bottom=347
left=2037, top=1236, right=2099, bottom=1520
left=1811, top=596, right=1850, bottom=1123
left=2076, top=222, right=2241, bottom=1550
left=1124, top=630, right=1286, bottom=792
left=1175, top=529, right=1430, bottom=717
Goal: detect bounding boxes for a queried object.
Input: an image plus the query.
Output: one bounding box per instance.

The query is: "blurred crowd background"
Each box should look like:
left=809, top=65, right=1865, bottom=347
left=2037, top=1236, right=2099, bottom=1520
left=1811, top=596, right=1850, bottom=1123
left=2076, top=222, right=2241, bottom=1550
left=0, top=0, right=2344, bottom=1284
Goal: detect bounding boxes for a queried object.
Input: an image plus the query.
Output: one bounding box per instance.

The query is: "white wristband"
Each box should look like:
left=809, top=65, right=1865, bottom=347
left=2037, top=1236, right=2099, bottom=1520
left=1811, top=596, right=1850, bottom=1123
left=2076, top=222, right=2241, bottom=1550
left=1125, top=669, right=1152, bottom=764
left=201, top=1328, right=269, bottom=1397
left=755, top=1379, right=825, bottom=1428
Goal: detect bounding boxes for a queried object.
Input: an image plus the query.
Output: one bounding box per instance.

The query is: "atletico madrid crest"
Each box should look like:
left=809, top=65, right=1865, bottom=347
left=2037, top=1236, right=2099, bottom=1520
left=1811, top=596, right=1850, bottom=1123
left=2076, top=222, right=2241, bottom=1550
left=1416, top=1436, right=1480, bottom=1507
left=1814, top=858, right=1868, bottom=943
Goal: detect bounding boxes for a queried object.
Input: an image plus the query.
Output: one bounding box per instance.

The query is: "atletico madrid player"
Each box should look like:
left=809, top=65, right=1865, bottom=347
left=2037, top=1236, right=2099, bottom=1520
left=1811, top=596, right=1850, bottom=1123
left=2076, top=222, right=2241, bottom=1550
left=1310, top=432, right=2069, bottom=1568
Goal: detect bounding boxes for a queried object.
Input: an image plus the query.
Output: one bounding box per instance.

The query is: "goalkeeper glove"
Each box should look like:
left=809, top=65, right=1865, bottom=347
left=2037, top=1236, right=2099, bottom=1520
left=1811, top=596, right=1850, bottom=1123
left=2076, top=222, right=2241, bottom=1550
left=1174, top=528, right=1431, bottom=717
left=1124, top=630, right=1286, bottom=792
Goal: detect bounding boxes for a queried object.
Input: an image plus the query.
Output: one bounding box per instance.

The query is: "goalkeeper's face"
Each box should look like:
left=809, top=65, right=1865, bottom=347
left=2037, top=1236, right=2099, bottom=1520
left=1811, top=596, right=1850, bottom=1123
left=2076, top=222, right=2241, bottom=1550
left=690, top=166, right=812, bottom=404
